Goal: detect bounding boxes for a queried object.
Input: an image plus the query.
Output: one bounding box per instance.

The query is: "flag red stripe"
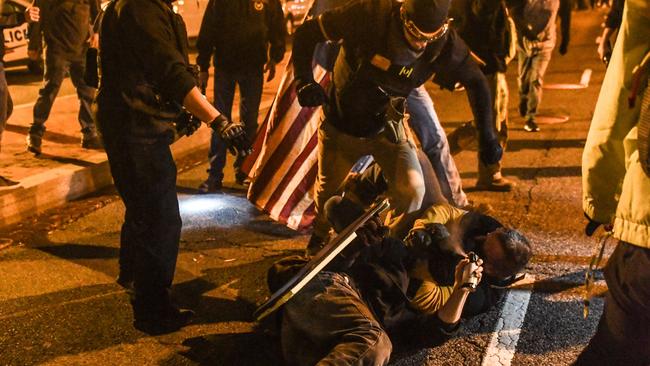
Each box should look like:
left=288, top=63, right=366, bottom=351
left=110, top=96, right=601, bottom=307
left=278, top=162, right=319, bottom=224
left=248, top=105, right=319, bottom=202
left=297, top=203, right=316, bottom=232
left=263, top=131, right=318, bottom=213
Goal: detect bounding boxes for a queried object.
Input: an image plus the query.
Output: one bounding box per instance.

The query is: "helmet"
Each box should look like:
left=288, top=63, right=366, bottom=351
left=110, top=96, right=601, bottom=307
left=401, top=0, right=450, bottom=36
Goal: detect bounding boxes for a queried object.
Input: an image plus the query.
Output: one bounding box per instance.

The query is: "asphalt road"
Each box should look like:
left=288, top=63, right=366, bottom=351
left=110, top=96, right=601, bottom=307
left=0, top=7, right=616, bottom=366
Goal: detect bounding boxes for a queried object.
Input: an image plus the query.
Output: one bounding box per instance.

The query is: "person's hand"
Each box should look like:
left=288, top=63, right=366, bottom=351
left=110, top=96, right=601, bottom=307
left=198, top=71, right=209, bottom=91
left=264, top=60, right=276, bottom=82
left=296, top=80, right=328, bottom=107
left=25, top=6, right=39, bottom=23
left=559, top=40, right=568, bottom=55
left=584, top=213, right=613, bottom=236
left=210, top=115, right=251, bottom=156
left=355, top=215, right=387, bottom=247
left=88, top=33, right=99, bottom=49
left=454, top=256, right=483, bottom=292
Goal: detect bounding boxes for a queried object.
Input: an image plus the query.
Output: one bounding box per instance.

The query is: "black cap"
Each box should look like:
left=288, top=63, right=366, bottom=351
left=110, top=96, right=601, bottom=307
left=402, top=0, right=450, bottom=33
left=324, top=195, right=365, bottom=233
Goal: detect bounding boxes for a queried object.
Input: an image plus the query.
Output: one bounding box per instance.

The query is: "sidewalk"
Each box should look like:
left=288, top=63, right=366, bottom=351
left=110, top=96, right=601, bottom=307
left=0, top=58, right=287, bottom=228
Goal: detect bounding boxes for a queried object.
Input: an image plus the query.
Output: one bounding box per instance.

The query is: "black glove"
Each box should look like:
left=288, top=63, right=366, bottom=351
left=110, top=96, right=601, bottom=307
left=355, top=215, right=387, bottom=248
left=174, top=112, right=202, bottom=137
left=210, top=115, right=252, bottom=156
left=559, top=41, right=568, bottom=56
left=296, top=80, right=328, bottom=107
left=584, top=212, right=611, bottom=236
left=479, top=139, right=504, bottom=166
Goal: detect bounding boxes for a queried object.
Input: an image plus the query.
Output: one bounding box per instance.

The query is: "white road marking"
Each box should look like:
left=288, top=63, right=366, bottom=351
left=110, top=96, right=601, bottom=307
left=543, top=69, right=592, bottom=90
left=580, top=69, right=592, bottom=87
left=481, top=289, right=533, bottom=366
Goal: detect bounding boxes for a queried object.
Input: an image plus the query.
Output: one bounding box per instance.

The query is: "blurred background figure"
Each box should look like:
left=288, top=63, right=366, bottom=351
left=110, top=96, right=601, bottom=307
left=196, top=0, right=286, bottom=193
left=26, top=0, right=101, bottom=155
left=596, top=0, right=623, bottom=66
left=0, top=2, right=39, bottom=186
left=510, top=0, right=571, bottom=132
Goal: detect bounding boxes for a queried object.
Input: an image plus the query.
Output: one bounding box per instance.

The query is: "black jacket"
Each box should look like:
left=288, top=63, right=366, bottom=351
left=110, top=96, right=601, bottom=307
left=451, top=0, right=514, bottom=74
left=31, top=0, right=100, bottom=58
left=292, top=0, right=502, bottom=165
left=196, top=0, right=286, bottom=72
left=97, top=0, right=197, bottom=142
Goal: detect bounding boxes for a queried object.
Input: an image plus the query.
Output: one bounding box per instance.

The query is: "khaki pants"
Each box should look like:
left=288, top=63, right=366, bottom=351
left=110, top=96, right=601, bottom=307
left=312, top=115, right=425, bottom=239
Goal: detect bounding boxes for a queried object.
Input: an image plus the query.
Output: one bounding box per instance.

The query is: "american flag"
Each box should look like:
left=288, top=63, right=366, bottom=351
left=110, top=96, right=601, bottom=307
left=242, top=62, right=330, bottom=231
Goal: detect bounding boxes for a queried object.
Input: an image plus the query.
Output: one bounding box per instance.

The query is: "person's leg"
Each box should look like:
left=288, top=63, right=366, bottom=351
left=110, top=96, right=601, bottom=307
left=69, top=55, right=101, bottom=147
left=310, top=120, right=364, bottom=253
left=0, top=61, right=8, bottom=153
left=370, top=121, right=425, bottom=235
left=29, top=49, right=68, bottom=153
left=201, top=69, right=236, bottom=192
left=517, top=45, right=532, bottom=119
left=477, top=72, right=515, bottom=191
left=526, top=44, right=553, bottom=124
left=575, top=242, right=650, bottom=365
left=406, top=86, right=468, bottom=207
left=281, top=272, right=392, bottom=366
left=127, top=140, right=187, bottom=332
left=234, top=68, right=264, bottom=182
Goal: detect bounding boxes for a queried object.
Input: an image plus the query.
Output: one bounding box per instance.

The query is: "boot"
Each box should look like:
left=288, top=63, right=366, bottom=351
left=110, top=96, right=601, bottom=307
left=26, top=134, right=42, bottom=155
left=476, top=161, right=515, bottom=192
left=81, top=134, right=104, bottom=150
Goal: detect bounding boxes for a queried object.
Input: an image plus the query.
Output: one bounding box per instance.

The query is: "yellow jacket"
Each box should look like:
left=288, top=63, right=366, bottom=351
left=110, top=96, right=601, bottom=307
left=582, top=0, right=650, bottom=248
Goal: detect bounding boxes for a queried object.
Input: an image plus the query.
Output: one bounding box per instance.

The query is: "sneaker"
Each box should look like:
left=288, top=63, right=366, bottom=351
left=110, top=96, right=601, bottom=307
left=133, top=306, right=194, bottom=335
left=524, top=119, right=540, bottom=132
left=198, top=177, right=222, bottom=194
left=26, top=134, right=42, bottom=155
left=305, top=233, right=327, bottom=257
left=235, top=173, right=251, bottom=187
left=81, top=135, right=104, bottom=150
left=475, top=176, right=516, bottom=192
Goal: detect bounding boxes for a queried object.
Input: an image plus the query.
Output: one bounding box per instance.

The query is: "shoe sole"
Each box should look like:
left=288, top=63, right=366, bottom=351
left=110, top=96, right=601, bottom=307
left=27, top=146, right=41, bottom=155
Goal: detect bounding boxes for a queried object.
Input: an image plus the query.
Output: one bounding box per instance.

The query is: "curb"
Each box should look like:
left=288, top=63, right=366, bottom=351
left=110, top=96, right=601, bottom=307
left=0, top=101, right=273, bottom=228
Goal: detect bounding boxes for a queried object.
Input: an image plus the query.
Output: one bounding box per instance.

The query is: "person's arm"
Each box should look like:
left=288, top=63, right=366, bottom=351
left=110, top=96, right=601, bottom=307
left=436, top=257, right=483, bottom=325
left=558, top=0, right=571, bottom=55
left=411, top=203, right=467, bottom=231
left=432, top=31, right=502, bottom=166
left=267, top=0, right=286, bottom=65
left=195, top=0, right=216, bottom=89
left=293, top=0, right=370, bottom=106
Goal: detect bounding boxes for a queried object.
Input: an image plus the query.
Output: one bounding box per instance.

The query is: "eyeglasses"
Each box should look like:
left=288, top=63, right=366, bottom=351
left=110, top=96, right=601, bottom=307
left=400, top=7, right=451, bottom=43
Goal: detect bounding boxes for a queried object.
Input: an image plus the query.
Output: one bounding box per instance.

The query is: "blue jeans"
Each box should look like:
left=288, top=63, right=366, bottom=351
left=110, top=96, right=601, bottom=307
left=208, top=68, right=264, bottom=182
left=281, top=272, right=392, bottom=366
left=30, top=48, right=96, bottom=138
left=406, top=86, right=467, bottom=207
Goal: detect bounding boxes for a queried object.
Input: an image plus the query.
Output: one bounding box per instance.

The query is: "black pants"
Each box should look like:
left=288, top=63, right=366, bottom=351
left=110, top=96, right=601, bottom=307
left=103, top=127, right=182, bottom=316
left=575, top=241, right=650, bottom=365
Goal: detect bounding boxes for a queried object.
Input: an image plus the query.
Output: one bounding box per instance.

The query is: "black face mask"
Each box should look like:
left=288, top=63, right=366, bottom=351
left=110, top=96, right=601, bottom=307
left=386, top=13, right=424, bottom=65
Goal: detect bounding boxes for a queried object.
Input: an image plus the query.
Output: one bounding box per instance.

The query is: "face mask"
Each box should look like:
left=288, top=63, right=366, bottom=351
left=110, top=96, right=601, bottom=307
left=386, top=14, right=424, bottom=65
